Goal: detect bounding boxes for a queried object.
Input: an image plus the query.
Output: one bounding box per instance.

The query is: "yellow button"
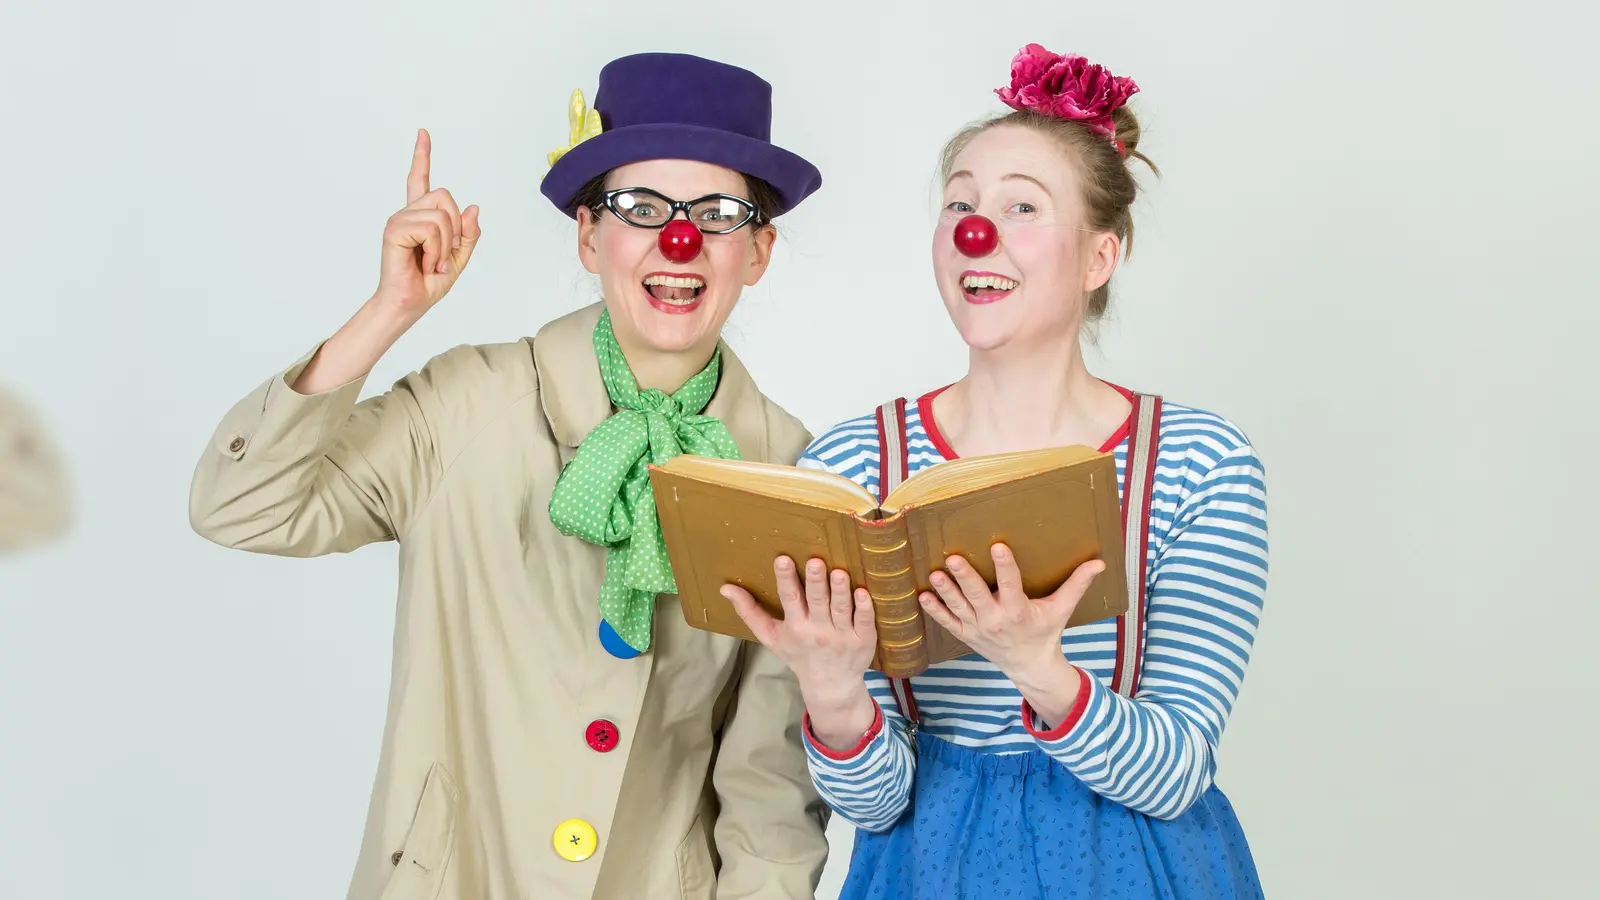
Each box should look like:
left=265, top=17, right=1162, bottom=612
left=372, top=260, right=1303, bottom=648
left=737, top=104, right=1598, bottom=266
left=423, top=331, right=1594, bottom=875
left=553, top=818, right=598, bottom=862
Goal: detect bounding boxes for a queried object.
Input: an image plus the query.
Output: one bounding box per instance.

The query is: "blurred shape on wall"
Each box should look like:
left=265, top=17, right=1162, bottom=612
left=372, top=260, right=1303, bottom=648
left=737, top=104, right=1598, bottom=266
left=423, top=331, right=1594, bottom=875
left=0, top=386, right=71, bottom=553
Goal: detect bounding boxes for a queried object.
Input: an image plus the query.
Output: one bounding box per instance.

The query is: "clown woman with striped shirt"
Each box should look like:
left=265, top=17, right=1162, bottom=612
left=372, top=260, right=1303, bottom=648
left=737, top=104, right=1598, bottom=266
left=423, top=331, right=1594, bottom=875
left=722, top=44, right=1270, bottom=900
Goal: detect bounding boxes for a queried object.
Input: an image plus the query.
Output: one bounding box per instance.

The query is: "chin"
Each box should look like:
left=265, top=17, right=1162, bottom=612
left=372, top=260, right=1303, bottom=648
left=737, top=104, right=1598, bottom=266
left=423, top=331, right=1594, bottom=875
left=610, top=286, right=727, bottom=354
left=943, top=297, right=1025, bottom=352
left=943, top=288, right=1078, bottom=354
left=952, top=319, right=1023, bottom=352
left=632, top=316, right=717, bottom=353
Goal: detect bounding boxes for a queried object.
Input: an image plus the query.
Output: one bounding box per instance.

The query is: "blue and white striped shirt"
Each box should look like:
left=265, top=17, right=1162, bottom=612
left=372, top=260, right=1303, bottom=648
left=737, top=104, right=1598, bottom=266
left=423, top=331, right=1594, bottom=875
left=800, top=387, right=1269, bottom=828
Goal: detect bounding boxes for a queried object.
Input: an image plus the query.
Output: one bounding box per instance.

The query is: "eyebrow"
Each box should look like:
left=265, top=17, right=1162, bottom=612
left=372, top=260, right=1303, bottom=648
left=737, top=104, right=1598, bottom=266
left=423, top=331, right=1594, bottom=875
left=944, top=171, right=1053, bottom=197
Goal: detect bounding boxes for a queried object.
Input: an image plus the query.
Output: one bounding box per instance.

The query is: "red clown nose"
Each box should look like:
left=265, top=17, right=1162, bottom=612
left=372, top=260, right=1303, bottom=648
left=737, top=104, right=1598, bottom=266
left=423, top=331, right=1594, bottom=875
left=659, top=220, right=704, bottom=263
left=953, top=214, right=999, bottom=258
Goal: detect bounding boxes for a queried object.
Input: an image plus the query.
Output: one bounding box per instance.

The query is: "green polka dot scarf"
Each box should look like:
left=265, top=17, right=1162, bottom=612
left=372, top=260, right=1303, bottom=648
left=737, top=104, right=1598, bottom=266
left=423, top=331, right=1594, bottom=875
left=547, top=310, right=742, bottom=653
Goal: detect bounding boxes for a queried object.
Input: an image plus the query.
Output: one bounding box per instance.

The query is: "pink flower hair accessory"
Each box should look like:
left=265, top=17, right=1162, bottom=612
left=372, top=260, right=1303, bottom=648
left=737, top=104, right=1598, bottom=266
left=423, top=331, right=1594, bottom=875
left=995, top=44, right=1139, bottom=152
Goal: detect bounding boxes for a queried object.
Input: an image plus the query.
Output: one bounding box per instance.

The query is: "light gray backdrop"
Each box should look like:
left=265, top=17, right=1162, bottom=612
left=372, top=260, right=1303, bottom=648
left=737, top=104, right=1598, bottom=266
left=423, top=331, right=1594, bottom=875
left=2, top=1, right=1595, bottom=897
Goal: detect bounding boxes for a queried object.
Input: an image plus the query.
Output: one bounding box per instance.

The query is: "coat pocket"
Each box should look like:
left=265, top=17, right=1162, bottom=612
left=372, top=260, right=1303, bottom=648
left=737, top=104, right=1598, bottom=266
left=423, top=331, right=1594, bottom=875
left=378, top=762, right=460, bottom=900
left=674, top=813, right=716, bottom=900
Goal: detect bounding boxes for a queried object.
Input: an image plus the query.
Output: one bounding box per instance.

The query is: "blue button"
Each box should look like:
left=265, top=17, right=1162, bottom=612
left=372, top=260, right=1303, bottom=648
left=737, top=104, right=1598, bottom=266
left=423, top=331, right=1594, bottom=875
left=598, top=620, right=641, bottom=659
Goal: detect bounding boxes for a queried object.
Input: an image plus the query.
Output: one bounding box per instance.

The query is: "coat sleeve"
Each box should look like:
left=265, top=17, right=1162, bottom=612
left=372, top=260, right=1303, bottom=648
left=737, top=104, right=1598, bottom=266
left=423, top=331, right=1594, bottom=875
left=709, top=640, right=831, bottom=899
left=187, top=343, right=472, bottom=557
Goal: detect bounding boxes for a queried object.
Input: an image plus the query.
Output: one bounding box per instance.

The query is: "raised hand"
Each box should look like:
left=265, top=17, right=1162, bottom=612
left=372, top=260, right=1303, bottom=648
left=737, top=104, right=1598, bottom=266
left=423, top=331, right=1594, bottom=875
left=288, top=129, right=483, bottom=396
left=375, top=128, right=483, bottom=317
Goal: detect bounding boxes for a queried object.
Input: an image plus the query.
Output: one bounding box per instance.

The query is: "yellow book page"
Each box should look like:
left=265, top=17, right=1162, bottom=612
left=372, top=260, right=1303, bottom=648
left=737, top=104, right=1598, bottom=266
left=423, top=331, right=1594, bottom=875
left=651, top=455, right=879, bottom=516
left=882, top=444, right=1105, bottom=511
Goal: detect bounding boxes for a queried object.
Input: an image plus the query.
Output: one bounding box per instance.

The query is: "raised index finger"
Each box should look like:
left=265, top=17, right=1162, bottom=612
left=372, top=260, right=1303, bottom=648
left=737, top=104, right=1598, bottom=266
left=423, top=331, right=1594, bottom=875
left=406, top=128, right=431, bottom=205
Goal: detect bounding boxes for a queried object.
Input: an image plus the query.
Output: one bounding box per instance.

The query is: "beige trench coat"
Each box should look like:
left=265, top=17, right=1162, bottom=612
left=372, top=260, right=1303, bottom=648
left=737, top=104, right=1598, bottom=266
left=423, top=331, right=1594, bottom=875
left=189, top=303, right=828, bottom=900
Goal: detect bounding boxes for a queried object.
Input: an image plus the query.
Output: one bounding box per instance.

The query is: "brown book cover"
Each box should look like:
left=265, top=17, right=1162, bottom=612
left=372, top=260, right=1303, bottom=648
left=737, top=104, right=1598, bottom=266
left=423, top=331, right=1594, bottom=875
left=648, top=446, right=1128, bottom=678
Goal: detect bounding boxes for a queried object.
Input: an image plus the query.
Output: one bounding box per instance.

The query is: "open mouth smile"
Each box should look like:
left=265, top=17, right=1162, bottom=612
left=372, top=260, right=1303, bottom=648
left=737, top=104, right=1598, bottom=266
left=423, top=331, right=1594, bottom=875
left=961, top=271, right=1018, bottom=304
left=642, top=272, right=706, bottom=315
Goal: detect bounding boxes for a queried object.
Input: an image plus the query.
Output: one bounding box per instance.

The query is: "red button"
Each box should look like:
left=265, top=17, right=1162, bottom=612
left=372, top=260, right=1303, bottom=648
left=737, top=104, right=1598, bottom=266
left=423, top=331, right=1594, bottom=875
left=586, top=719, right=618, bottom=753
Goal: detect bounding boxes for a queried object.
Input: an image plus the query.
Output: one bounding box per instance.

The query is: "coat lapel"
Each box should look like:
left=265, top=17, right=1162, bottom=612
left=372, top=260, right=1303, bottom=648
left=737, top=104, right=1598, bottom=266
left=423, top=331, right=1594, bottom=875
left=531, top=301, right=772, bottom=462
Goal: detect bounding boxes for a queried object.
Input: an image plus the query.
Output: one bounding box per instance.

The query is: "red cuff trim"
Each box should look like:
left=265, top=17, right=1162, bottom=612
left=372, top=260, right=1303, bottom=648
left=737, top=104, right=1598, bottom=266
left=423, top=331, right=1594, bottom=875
left=1021, top=666, right=1093, bottom=741
left=803, top=701, right=884, bottom=761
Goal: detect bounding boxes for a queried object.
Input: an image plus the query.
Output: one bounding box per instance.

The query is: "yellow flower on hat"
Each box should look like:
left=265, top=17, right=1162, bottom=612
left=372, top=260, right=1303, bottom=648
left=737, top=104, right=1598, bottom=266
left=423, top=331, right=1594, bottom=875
left=547, top=88, right=603, bottom=168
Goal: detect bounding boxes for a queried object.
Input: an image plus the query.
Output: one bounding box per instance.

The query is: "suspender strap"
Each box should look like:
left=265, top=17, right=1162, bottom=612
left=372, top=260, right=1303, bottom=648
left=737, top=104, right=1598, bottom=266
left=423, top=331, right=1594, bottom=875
left=874, top=399, right=920, bottom=729
left=1111, top=393, right=1163, bottom=698
left=874, top=392, right=1163, bottom=724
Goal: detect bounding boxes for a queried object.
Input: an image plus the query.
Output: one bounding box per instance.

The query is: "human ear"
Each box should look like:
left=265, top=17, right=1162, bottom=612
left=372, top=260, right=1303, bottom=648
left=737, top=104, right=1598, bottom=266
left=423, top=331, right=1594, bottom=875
left=577, top=206, right=601, bottom=275
left=743, top=224, right=777, bottom=286
left=1083, top=231, right=1120, bottom=293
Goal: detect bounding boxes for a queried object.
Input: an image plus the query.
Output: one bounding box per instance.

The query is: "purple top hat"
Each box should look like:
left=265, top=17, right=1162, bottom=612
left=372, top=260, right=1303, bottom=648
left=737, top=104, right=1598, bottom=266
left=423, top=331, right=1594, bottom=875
left=540, top=53, right=822, bottom=219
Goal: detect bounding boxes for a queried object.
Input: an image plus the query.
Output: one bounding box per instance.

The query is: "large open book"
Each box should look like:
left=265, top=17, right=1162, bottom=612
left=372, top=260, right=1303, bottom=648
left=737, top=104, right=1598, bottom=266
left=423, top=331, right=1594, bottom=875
left=649, top=445, right=1128, bottom=678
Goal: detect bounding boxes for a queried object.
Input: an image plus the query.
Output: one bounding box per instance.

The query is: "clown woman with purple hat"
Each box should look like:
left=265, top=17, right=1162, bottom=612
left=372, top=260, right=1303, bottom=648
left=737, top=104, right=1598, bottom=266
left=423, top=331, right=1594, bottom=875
left=189, top=53, right=829, bottom=899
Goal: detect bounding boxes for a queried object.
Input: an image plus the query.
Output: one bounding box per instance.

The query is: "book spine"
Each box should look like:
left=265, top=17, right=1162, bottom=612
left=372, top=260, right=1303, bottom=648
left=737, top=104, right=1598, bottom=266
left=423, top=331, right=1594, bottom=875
left=855, top=516, right=927, bottom=677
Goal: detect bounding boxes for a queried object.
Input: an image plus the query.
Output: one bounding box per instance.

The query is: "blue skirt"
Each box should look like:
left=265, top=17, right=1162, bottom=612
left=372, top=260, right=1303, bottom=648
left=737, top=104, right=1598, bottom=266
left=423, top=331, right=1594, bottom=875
left=837, top=733, right=1263, bottom=900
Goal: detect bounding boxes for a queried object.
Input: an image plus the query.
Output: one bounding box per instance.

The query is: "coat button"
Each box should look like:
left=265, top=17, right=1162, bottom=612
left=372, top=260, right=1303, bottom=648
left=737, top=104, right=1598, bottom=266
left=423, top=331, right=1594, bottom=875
left=553, top=819, right=598, bottom=862
left=586, top=719, right=618, bottom=753
left=228, top=437, right=246, bottom=453
left=390, top=850, right=403, bottom=866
